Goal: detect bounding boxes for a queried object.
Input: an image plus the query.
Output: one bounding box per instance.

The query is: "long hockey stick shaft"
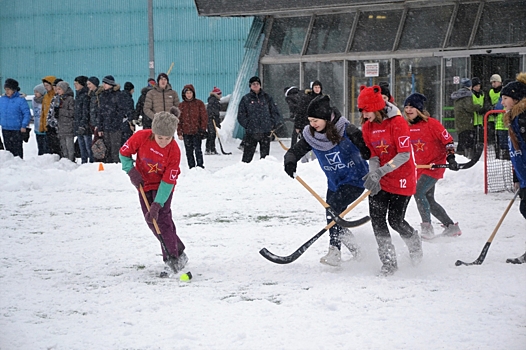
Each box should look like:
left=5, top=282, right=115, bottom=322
left=455, top=190, right=520, bottom=266
left=271, top=130, right=289, bottom=151
left=260, top=190, right=371, bottom=264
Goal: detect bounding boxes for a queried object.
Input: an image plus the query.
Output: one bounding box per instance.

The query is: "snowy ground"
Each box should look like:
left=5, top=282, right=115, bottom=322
left=1, top=132, right=525, bottom=350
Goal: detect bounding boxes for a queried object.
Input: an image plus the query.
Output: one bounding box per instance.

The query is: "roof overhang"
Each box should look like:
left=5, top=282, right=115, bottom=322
left=193, top=0, right=407, bottom=17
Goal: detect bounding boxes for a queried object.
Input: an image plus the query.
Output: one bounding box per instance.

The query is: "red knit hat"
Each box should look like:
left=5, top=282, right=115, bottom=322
left=357, top=85, right=386, bottom=113
left=212, top=86, right=222, bottom=95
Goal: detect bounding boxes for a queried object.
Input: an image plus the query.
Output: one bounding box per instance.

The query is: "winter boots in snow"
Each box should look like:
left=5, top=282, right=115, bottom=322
left=376, top=237, right=398, bottom=276
left=320, top=246, right=341, bottom=266
left=402, top=231, right=423, bottom=266
left=420, top=222, right=435, bottom=239
left=160, top=252, right=189, bottom=277
left=441, top=223, right=462, bottom=237
left=506, top=252, right=526, bottom=264
left=340, top=229, right=362, bottom=261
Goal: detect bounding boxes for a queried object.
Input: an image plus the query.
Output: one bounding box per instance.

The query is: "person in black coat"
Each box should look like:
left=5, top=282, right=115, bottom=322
left=74, top=76, right=93, bottom=163
left=134, top=79, right=155, bottom=129
left=206, top=86, right=222, bottom=154
left=121, top=82, right=136, bottom=146
left=284, top=86, right=302, bottom=148
left=237, top=76, right=283, bottom=163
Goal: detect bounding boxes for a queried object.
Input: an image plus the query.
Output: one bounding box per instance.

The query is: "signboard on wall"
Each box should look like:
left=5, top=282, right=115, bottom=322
left=364, top=63, right=379, bottom=77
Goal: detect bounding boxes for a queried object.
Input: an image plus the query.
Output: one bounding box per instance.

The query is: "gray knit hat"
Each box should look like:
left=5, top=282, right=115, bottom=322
left=57, top=81, right=70, bottom=92
left=33, top=83, right=46, bottom=96
left=152, top=110, right=179, bottom=137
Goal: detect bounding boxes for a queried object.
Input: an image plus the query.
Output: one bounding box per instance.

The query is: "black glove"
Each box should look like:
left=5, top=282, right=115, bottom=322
left=447, top=154, right=459, bottom=171
left=78, top=127, right=86, bottom=135
left=216, top=122, right=221, bottom=129
left=22, top=128, right=31, bottom=143
left=199, top=130, right=208, bottom=140
left=284, top=162, right=296, bottom=178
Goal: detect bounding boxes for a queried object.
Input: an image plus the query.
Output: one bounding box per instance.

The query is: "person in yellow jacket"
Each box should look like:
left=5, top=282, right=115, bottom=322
left=488, top=74, right=503, bottom=147
left=39, top=76, right=56, bottom=155
left=471, top=77, right=488, bottom=144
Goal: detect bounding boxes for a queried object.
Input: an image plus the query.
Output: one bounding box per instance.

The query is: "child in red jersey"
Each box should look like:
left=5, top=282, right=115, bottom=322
left=119, top=108, right=187, bottom=276
left=404, top=93, right=462, bottom=239
left=358, top=85, right=421, bottom=276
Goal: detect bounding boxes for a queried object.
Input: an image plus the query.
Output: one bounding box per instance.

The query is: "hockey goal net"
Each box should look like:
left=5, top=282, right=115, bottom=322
left=483, top=110, right=514, bottom=193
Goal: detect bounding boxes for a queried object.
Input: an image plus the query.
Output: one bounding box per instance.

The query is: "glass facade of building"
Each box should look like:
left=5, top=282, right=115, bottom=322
left=257, top=0, right=526, bottom=131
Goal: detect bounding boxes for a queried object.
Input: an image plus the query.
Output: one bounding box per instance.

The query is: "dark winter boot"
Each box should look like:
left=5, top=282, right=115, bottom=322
left=506, top=251, right=526, bottom=264
left=376, top=237, right=398, bottom=276
left=340, top=228, right=362, bottom=261
left=402, top=231, right=423, bottom=266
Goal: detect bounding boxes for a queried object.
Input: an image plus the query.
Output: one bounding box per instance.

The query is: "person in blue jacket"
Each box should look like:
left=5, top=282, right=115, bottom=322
left=283, top=95, right=371, bottom=266
left=0, top=78, right=31, bottom=158
left=501, top=72, right=526, bottom=264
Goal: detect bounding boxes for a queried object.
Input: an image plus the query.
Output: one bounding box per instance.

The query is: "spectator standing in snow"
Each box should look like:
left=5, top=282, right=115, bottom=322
left=73, top=76, right=93, bottom=163
left=134, top=78, right=156, bottom=130
left=177, top=84, right=208, bottom=169
left=55, top=81, right=75, bottom=162
left=297, top=81, right=323, bottom=132
left=143, top=73, right=179, bottom=128
left=96, top=75, right=123, bottom=163
left=46, top=78, right=64, bottom=157
left=501, top=73, right=526, bottom=264
left=237, top=76, right=283, bottom=163
left=283, top=86, right=302, bottom=148
left=359, top=85, right=421, bottom=276
left=404, top=92, right=462, bottom=239
left=471, top=77, right=488, bottom=145
left=121, top=81, right=136, bottom=146
left=206, top=86, right=222, bottom=155
left=451, top=78, right=480, bottom=158
left=39, top=75, right=56, bottom=155
left=32, top=83, right=48, bottom=155
left=379, top=81, right=395, bottom=105
left=119, top=108, right=187, bottom=277
left=284, top=95, right=370, bottom=266
left=0, top=78, right=31, bottom=158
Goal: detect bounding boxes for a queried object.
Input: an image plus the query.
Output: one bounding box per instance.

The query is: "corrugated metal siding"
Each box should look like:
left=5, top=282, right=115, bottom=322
left=0, top=0, right=252, bottom=102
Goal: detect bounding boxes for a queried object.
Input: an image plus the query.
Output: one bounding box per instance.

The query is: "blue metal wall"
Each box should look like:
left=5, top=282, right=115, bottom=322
left=0, top=0, right=253, bottom=102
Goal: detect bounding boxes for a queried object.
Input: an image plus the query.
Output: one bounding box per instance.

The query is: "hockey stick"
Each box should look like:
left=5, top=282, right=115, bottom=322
left=417, top=144, right=483, bottom=170
left=455, top=190, right=520, bottom=266
left=271, top=130, right=290, bottom=151
left=295, top=175, right=370, bottom=228
left=139, top=185, right=178, bottom=273
left=259, top=190, right=371, bottom=264
left=212, top=120, right=232, bottom=155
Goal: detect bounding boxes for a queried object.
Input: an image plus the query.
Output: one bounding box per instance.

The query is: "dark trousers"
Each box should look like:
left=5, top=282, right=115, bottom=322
left=206, top=123, right=217, bottom=152
left=326, top=184, right=365, bottom=248
left=36, top=133, right=49, bottom=155
left=457, top=129, right=475, bottom=156
left=183, top=134, right=204, bottom=168
left=138, top=190, right=185, bottom=261
left=2, top=129, right=23, bottom=158
left=242, top=132, right=270, bottom=163
left=46, top=127, right=62, bottom=157
left=103, top=131, right=121, bottom=163
left=369, top=190, right=414, bottom=239
left=414, top=175, right=453, bottom=226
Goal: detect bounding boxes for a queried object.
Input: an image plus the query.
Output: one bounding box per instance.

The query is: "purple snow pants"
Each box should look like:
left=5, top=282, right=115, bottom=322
left=138, top=189, right=185, bottom=261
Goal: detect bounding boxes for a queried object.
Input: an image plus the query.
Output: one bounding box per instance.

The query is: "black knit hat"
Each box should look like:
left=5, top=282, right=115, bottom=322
left=471, top=77, right=481, bottom=87
left=249, top=76, right=261, bottom=86
left=4, top=78, right=20, bottom=91
left=124, top=82, right=134, bottom=92
left=102, top=75, right=116, bottom=86
left=307, top=95, right=332, bottom=121
left=88, top=76, right=100, bottom=87
left=53, top=78, right=63, bottom=86
left=157, top=73, right=169, bottom=83
left=501, top=72, right=526, bottom=101
left=404, top=93, right=427, bottom=112
left=379, top=81, right=391, bottom=100
left=74, top=76, right=88, bottom=87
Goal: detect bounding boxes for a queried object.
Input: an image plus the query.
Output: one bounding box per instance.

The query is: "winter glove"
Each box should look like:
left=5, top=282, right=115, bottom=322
left=128, top=167, right=144, bottom=188
left=145, top=202, right=161, bottom=223
left=216, top=122, right=221, bottom=129
left=199, top=129, right=208, bottom=140
left=362, top=166, right=390, bottom=196
left=284, top=162, right=297, bottom=178
left=78, top=127, right=86, bottom=135
left=22, top=128, right=31, bottom=143
left=447, top=154, right=459, bottom=171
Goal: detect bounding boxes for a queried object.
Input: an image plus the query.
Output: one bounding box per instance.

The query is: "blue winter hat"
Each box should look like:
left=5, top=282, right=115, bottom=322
left=404, top=93, right=427, bottom=112
left=460, top=78, right=472, bottom=88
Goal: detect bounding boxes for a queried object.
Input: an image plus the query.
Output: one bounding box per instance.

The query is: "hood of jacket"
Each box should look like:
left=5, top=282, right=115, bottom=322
left=451, top=87, right=472, bottom=100
left=182, top=84, right=196, bottom=101
left=42, top=75, right=56, bottom=85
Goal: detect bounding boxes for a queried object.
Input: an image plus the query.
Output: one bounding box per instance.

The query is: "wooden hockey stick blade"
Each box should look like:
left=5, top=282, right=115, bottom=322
left=259, top=191, right=370, bottom=264
left=455, top=190, right=519, bottom=267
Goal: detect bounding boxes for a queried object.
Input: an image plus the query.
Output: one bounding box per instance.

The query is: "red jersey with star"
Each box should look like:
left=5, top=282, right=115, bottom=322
left=362, top=115, right=416, bottom=196
left=409, top=117, right=453, bottom=180
left=120, top=130, right=181, bottom=192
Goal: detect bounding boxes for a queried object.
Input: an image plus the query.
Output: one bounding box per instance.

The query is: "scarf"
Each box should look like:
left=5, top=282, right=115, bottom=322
left=302, top=114, right=349, bottom=151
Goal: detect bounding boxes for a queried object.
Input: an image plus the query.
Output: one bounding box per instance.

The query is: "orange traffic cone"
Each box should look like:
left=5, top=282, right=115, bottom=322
left=98, top=163, right=104, bottom=171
